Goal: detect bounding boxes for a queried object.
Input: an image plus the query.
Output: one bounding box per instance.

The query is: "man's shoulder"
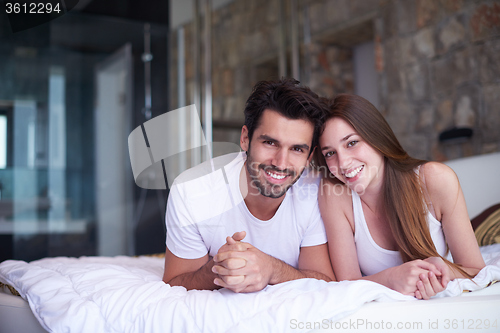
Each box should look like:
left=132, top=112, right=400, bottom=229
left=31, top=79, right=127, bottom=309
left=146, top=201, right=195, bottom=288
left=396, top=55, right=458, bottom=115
left=292, top=167, right=321, bottom=190
left=168, top=152, right=244, bottom=224
left=172, top=152, right=243, bottom=190
left=287, top=167, right=321, bottom=202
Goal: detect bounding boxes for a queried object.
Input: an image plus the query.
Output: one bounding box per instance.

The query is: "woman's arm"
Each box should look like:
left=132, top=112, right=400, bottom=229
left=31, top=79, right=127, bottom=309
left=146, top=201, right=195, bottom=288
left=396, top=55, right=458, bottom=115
left=405, top=162, right=486, bottom=299
left=318, top=180, right=362, bottom=281
left=422, top=162, right=486, bottom=278
left=319, top=179, right=449, bottom=298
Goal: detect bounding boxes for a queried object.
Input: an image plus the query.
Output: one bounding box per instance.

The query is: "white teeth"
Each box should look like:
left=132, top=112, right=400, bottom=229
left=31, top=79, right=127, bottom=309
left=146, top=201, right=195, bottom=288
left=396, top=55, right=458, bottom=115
left=266, top=171, right=286, bottom=180
left=344, top=166, right=363, bottom=178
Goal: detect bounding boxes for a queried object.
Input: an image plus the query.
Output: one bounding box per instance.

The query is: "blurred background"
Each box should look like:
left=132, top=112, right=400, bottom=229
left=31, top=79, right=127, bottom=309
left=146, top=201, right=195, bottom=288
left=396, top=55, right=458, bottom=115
left=0, top=0, right=499, bottom=262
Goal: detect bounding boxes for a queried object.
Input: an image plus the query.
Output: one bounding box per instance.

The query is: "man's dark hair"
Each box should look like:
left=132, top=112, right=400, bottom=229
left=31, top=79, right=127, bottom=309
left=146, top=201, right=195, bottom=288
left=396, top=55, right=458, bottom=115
left=243, top=78, right=325, bottom=153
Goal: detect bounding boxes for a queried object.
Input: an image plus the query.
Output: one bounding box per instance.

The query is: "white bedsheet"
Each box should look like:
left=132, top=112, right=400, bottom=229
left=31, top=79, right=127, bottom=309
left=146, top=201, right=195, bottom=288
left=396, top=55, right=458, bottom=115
left=0, top=244, right=499, bottom=333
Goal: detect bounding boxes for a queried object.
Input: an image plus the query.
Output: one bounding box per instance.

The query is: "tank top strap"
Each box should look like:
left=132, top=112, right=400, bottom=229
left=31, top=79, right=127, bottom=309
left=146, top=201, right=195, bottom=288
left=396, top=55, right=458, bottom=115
left=351, top=191, right=363, bottom=243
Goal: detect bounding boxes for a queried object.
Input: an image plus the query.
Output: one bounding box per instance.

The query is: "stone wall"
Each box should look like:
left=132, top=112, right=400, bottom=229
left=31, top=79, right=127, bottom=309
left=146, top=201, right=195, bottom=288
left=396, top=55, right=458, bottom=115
left=170, top=0, right=500, bottom=161
left=376, top=0, right=500, bottom=160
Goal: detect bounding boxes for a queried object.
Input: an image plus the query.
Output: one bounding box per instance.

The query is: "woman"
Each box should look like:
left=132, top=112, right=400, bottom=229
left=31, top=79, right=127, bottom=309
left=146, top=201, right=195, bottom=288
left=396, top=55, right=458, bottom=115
left=316, top=94, right=485, bottom=299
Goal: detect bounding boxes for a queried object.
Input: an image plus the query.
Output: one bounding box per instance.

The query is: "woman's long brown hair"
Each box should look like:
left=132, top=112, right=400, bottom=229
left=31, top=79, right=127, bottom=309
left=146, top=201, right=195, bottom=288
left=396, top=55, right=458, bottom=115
left=316, top=94, right=471, bottom=277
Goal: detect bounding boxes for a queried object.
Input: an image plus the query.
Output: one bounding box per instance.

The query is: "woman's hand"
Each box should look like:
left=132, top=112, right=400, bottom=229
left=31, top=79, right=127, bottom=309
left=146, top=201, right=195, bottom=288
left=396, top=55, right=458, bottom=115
left=382, top=259, right=442, bottom=296
left=414, top=257, right=452, bottom=300
left=423, top=257, right=452, bottom=286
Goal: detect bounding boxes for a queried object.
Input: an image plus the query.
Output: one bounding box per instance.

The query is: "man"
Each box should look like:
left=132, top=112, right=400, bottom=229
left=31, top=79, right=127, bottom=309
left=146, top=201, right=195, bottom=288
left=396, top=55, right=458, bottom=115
left=162, top=78, right=335, bottom=293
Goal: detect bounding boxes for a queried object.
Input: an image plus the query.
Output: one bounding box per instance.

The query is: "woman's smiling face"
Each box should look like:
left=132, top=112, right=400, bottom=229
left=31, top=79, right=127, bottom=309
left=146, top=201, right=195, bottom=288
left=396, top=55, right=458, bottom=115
left=319, top=117, right=385, bottom=195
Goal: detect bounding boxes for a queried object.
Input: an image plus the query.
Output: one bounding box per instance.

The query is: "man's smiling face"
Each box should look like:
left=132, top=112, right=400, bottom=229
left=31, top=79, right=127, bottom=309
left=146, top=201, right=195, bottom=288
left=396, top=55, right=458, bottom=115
left=241, top=109, right=314, bottom=199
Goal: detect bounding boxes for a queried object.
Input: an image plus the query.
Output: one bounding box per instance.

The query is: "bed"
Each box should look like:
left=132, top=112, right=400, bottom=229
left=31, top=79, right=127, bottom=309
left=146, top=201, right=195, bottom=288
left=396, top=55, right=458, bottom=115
left=1, top=152, right=499, bottom=333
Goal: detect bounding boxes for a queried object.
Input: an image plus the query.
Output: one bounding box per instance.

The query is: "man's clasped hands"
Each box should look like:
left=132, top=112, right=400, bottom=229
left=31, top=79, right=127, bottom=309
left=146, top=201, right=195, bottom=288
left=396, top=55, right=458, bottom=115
left=211, top=231, right=279, bottom=293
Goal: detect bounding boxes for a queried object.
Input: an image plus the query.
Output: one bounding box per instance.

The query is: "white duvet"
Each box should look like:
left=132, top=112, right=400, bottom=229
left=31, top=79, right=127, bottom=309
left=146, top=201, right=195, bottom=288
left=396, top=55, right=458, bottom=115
left=1, top=244, right=500, bottom=333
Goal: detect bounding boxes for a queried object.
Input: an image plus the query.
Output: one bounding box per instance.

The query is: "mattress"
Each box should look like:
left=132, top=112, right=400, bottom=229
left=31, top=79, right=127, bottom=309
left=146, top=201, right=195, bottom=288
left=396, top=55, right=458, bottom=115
left=0, top=287, right=47, bottom=333
left=0, top=244, right=499, bottom=333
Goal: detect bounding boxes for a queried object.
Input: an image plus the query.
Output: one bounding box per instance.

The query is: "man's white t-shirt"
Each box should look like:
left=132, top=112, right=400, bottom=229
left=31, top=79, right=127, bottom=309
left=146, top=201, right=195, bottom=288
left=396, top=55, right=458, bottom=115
left=165, top=152, right=326, bottom=268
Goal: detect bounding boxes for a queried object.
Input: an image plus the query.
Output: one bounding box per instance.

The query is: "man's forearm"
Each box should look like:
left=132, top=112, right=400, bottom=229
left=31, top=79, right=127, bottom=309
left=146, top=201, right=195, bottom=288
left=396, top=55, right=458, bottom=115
left=270, top=257, right=333, bottom=285
left=299, top=269, right=334, bottom=282
left=166, top=258, right=221, bottom=291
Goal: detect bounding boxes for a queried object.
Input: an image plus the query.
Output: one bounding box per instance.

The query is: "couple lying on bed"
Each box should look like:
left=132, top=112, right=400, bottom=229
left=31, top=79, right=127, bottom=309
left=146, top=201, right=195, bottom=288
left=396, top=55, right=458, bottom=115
left=162, top=78, right=485, bottom=299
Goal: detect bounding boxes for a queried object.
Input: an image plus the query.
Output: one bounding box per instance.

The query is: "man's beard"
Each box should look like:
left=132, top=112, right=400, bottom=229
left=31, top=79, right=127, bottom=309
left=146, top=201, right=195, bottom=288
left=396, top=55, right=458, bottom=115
left=245, top=149, right=304, bottom=199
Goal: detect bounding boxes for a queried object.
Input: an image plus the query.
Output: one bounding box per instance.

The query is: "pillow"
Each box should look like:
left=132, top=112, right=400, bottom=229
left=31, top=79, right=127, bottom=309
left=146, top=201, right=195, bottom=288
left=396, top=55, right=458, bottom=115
left=472, top=203, right=500, bottom=246
left=0, top=282, right=20, bottom=297
left=138, top=253, right=165, bottom=258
